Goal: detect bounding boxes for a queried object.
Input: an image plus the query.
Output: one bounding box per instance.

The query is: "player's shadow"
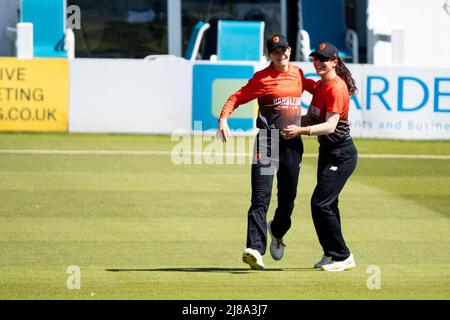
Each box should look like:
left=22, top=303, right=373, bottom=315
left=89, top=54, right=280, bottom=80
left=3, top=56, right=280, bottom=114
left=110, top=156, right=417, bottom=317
left=105, top=267, right=316, bottom=275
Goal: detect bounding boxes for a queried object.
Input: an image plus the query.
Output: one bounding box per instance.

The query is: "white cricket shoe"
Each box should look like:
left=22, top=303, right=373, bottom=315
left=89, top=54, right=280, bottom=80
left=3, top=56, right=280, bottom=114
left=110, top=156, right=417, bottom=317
left=314, top=255, right=332, bottom=269
left=242, top=248, right=265, bottom=270
left=321, top=253, right=356, bottom=272
left=268, top=220, right=286, bottom=261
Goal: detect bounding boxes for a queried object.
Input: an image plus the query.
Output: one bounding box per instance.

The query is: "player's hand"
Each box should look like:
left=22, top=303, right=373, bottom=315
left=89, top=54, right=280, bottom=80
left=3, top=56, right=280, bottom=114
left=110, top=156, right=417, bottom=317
left=217, top=118, right=231, bottom=142
left=281, top=125, right=301, bottom=139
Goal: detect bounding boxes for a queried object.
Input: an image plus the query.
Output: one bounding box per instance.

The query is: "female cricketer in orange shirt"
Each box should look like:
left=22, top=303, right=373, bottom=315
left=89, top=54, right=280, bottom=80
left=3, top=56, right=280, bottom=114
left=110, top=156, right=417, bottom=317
left=282, top=42, right=358, bottom=272
left=217, top=35, right=314, bottom=270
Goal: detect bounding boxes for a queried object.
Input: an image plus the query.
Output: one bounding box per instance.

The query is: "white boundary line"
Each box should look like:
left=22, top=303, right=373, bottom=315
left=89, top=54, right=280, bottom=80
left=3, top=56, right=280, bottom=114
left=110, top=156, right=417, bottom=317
left=0, top=149, right=449, bottom=160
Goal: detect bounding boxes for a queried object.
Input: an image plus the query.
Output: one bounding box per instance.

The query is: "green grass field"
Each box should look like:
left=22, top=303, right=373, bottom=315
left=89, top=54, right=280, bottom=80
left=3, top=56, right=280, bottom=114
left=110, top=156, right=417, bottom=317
left=0, top=133, right=449, bottom=300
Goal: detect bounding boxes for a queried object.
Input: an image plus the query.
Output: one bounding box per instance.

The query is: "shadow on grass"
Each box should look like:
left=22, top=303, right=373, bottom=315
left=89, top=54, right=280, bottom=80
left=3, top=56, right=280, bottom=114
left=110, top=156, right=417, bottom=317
left=105, top=267, right=317, bottom=274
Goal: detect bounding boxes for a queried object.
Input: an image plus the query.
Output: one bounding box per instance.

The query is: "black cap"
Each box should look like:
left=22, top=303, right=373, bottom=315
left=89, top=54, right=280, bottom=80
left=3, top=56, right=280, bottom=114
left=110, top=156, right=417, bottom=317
left=266, top=34, right=289, bottom=53
left=309, top=42, right=339, bottom=59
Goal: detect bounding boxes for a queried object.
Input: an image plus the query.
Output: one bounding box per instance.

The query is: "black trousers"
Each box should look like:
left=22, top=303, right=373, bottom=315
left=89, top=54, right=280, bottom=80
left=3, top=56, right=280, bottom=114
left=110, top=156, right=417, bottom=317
left=246, top=131, right=303, bottom=255
left=311, top=139, right=357, bottom=261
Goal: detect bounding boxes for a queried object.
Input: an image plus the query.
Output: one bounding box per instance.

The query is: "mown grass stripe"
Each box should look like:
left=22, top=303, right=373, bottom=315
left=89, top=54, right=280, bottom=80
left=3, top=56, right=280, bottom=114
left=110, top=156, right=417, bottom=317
left=0, top=149, right=450, bottom=160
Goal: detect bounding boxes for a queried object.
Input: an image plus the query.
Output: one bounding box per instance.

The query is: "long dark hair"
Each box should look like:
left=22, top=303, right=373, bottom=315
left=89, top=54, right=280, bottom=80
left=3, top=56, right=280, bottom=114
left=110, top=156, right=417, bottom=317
left=335, top=57, right=357, bottom=96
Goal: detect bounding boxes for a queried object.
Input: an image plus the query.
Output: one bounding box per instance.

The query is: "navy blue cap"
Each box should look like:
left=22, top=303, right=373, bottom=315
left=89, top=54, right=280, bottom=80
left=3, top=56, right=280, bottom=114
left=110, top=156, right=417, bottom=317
left=266, top=34, right=289, bottom=53
left=309, top=42, right=339, bottom=59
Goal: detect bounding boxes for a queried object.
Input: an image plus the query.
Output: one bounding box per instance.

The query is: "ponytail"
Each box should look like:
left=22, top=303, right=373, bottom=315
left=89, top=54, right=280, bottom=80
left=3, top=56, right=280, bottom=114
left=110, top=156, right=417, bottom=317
left=335, top=57, right=357, bottom=96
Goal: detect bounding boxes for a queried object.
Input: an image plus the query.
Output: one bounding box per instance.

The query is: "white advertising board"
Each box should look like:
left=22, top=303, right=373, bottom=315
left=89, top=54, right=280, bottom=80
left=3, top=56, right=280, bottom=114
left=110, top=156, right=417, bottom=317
left=68, top=59, right=449, bottom=139
left=69, top=58, right=192, bottom=134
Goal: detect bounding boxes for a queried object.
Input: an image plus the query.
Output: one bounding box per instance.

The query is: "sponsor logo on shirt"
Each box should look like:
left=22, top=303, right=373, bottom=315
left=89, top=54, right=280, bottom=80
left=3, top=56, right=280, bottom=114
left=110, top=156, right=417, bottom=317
left=273, top=97, right=301, bottom=110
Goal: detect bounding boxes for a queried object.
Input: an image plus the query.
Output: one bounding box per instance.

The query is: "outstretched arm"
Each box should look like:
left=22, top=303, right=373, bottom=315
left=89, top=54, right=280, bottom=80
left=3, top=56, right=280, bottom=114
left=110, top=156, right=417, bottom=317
left=217, top=76, right=263, bottom=142
left=282, top=112, right=340, bottom=139
left=299, top=68, right=316, bottom=94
